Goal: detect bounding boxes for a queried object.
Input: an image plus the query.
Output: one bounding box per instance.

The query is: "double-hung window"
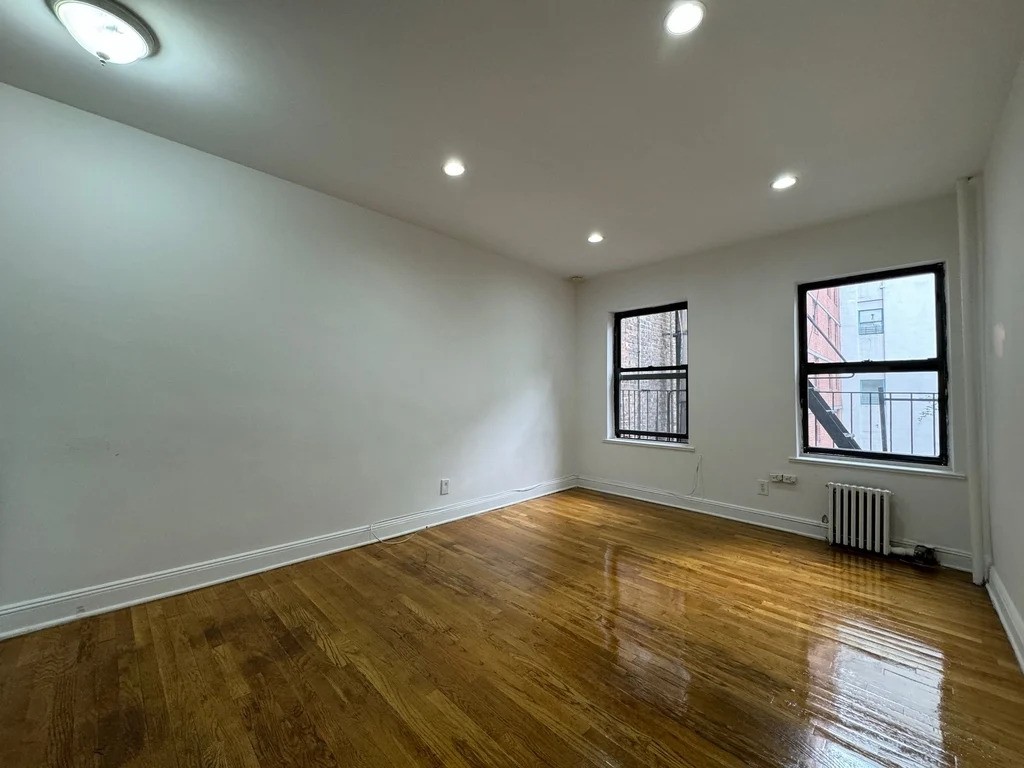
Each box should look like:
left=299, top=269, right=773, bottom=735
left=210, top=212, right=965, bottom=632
left=613, top=302, right=688, bottom=443
left=858, top=308, right=884, bottom=335
left=798, top=263, right=949, bottom=465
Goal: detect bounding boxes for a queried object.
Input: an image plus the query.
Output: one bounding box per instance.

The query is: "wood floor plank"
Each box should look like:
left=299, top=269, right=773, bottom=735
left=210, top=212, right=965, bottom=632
left=71, top=617, right=102, bottom=768
left=2, top=489, right=1023, bottom=767
left=211, top=578, right=342, bottom=768
left=13, top=623, right=77, bottom=766
left=172, top=599, right=261, bottom=768
left=45, top=623, right=82, bottom=768
left=312, top=556, right=590, bottom=767
left=130, top=606, right=176, bottom=768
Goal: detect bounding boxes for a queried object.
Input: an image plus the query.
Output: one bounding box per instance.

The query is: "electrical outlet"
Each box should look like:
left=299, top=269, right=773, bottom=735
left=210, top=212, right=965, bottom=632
left=782, top=474, right=798, bottom=484
left=769, top=473, right=784, bottom=483
left=440, top=478, right=450, bottom=496
left=757, top=480, right=769, bottom=496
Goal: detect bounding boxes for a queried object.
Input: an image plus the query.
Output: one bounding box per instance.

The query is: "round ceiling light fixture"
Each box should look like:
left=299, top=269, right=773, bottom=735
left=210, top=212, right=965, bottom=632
left=587, top=232, right=605, bottom=244
left=771, top=173, right=799, bottom=191
left=665, top=1, right=706, bottom=36
left=443, top=157, right=466, bottom=177
left=50, top=0, right=158, bottom=64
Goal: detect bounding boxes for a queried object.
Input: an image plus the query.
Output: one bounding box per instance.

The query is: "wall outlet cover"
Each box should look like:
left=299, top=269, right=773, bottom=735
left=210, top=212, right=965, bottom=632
left=757, top=480, right=770, bottom=496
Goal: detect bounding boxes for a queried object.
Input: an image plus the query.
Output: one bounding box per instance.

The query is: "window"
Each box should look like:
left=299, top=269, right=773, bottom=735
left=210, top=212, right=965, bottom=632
left=798, top=264, right=948, bottom=464
left=860, top=378, right=885, bottom=405
left=858, top=308, right=884, bottom=335
left=613, top=302, right=688, bottom=442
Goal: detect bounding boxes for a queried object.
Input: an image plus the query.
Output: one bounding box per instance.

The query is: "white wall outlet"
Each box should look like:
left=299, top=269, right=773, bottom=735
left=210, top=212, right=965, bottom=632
left=769, top=473, right=784, bottom=483
left=440, top=478, right=450, bottom=496
left=782, top=474, right=798, bottom=484
left=757, top=480, right=770, bottom=496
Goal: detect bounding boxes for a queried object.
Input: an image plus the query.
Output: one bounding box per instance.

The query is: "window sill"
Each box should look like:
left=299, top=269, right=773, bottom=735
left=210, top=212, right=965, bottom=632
left=604, top=438, right=696, bottom=452
left=788, top=455, right=966, bottom=480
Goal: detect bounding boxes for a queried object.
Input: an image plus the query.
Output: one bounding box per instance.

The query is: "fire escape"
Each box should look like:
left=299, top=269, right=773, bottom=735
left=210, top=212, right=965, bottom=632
left=807, top=383, right=861, bottom=450
left=807, top=302, right=862, bottom=451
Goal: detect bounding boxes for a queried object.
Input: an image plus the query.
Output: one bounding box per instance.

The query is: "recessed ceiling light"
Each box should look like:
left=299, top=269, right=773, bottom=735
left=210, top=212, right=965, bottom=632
left=443, top=158, right=466, bottom=177
left=665, top=1, right=706, bottom=36
left=771, top=173, right=799, bottom=191
left=588, top=232, right=604, bottom=244
left=50, top=0, right=158, bottom=64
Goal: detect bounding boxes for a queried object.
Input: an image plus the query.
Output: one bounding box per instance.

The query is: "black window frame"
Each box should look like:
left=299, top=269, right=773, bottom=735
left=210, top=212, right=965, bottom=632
left=612, top=301, right=689, bottom=443
left=798, top=263, right=949, bottom=466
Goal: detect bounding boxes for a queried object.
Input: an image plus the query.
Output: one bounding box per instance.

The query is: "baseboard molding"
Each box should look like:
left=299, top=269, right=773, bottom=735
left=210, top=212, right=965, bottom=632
left=987, top=567, right=1024, bottom=675
left=0, top=475, right=576, bottom=640
left=576, top=475, right=972, bottom=572
left=578, top=475, right=827, bottom=538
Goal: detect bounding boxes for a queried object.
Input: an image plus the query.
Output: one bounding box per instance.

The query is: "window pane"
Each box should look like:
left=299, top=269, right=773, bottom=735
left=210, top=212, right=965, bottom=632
left=619, top=376, right=687, bottom=438
left=619, top=308, right=687, bottom=368
left=859, top=378, right=885, bottom=405
left=805, top=273, right=936, bottom=363
left=807, top=372, right=940, bottom=459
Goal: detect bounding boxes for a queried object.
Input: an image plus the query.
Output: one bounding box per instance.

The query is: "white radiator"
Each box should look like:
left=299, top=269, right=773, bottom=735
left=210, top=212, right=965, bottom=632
left=827, top=482, right=892, bottom=555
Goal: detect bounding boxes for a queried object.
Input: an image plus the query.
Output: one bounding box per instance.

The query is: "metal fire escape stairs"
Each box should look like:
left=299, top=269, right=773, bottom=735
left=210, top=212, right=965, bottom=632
left=806, top=308, right=862, bottom=451
left=807, top=383, right=861, bottom=450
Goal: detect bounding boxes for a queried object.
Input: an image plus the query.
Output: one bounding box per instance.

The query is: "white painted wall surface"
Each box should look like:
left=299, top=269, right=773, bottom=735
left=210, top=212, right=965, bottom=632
left=575, top=196, right=972, bottom=558
left=0, top=84, right=574, bottom=608
left=983, top=58, right=1024, bottom=652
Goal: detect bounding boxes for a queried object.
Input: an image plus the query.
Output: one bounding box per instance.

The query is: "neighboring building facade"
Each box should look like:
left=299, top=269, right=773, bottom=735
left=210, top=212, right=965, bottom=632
left=805, top=285, right=844, bottom=449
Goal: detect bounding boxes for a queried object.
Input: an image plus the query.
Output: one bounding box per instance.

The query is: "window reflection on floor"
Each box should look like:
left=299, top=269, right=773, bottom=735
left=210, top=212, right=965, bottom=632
left=808, top=621, right=946, bottom=766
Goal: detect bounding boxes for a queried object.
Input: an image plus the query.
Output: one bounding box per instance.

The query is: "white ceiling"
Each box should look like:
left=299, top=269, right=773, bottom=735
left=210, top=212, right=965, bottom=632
left=2, top=1, right=1023, bottom=276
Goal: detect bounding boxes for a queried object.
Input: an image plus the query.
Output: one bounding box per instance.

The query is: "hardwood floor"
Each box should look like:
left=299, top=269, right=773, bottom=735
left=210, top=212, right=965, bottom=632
left=1, top=489, right=1022, bottom=767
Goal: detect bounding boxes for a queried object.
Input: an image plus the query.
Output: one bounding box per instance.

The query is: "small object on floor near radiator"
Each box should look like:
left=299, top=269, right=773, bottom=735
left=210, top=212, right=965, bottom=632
left=894, top=545, right=940, bottom=569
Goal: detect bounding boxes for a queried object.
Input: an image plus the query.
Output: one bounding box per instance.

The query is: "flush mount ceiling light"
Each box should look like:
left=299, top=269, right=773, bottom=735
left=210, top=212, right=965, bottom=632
left=50, top=0, right=158, bottom=64
left=665, top=1, right=706, bottom=36
left=588, top=232, right=604, bottom=244
left=443, top=158, right=466, bottom=177
left=771, top=173, right=799, bottom=191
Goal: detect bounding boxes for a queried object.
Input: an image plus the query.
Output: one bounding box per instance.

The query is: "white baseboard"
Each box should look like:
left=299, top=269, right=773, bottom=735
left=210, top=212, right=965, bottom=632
left=578, top=475, right=827, bottom=539
left=987, top=567, right=1024, bottom=675
left=576, top=475, right=973, bottom=572
left=0, top=476, right=576, bottom=641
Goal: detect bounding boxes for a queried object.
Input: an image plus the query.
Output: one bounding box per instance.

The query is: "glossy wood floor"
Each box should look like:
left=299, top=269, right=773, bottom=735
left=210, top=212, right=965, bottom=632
left=2, top=489, right=1023, bottom=767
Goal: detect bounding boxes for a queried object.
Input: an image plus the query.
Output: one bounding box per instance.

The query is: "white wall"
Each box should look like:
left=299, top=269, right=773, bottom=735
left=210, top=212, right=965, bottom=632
left=575, top=196, right=972, bottom=561
left=0, top=84, right=574, bottom=610
left=983, top=58, right=1024, bottom=660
